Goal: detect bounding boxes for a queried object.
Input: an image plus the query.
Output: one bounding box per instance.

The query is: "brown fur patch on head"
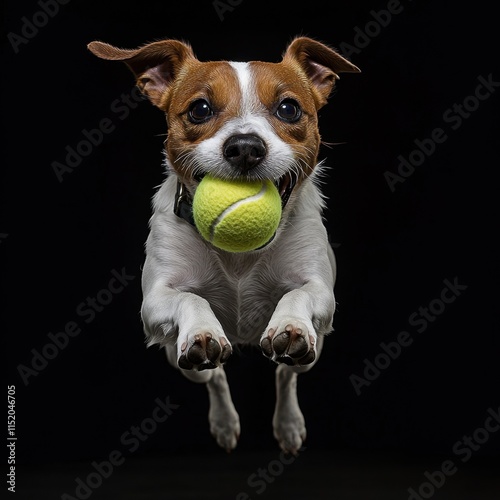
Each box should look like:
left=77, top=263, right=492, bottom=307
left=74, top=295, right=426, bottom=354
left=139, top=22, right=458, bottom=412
left=250, top=61, right=321, bottom=177
left=88, top=36, right=360, bottom=186
left=164, top=61, right=242, bottom=179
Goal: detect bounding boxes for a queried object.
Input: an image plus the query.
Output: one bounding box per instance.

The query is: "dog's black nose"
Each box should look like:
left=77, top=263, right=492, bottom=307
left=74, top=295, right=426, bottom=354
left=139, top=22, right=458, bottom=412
left=223, top=134, right=267, bottom=172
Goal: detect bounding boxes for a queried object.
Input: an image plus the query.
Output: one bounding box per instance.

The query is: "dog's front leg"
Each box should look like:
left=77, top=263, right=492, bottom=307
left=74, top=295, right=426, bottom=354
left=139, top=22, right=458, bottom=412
left=260, top=279, right=335, bottom=366
left=261, top=278, right=334, bottom=453
left=141, top=284, right=232, bottom=370
left=143, top=284, right=240, bottom=450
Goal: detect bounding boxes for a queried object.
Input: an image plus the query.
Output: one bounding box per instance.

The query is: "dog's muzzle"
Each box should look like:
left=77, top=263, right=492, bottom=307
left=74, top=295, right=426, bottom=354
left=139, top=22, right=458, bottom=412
left=172, top=132, right=297, bottom=236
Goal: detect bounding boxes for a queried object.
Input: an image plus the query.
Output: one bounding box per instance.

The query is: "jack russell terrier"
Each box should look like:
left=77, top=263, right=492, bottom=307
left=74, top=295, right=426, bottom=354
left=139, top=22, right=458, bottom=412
left=88, top=36, right=360, bottom=453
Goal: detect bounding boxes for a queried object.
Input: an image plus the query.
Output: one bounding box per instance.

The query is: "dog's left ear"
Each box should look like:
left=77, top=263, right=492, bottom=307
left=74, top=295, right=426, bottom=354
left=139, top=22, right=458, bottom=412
left=283, top=37, right=360, bottom=108
left=87, top=39, right=196, bottom=108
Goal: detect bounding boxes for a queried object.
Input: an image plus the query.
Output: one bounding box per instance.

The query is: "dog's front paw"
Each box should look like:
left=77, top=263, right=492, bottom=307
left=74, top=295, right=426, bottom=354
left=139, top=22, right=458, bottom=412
left=178, top=331, right=232, bottom=371
left=260, top=319, right=316, bottom=366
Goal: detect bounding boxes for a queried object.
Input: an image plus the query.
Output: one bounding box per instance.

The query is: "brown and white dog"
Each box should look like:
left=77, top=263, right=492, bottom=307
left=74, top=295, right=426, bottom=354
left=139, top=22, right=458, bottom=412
left=88, top=36, right=359, bottom=453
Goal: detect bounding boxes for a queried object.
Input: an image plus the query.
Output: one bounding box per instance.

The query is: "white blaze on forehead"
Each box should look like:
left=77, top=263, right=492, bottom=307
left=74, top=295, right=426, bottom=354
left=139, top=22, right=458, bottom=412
left=229, top=61, right=257, bottom=115
left=227, top=60, right=290, bottom=148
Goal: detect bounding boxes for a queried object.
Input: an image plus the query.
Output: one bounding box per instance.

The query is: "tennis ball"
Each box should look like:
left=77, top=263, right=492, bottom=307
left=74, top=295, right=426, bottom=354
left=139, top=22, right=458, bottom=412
left=192, top=175, right=282, bottom=253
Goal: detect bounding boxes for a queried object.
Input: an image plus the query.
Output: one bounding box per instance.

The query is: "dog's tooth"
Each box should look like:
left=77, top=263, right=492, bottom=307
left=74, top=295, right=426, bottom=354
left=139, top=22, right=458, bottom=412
left=279, top=175, right=289, bottom=196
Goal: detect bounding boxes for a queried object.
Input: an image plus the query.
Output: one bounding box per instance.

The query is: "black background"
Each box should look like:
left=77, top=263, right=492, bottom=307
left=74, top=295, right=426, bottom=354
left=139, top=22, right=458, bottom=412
left=3, top=0, right=500, bottom=498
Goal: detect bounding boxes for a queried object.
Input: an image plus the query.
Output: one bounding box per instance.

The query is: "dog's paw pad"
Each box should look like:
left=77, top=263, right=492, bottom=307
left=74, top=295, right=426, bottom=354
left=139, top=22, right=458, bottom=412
left=260, top=321, right=315, bottom=366
left=220, top=338, right=232, bottom=364
left=297, top=350, right=315, bottom=365
left=260, top=329, right=274, bottom=358
left=272, top=328, right=309, bottom=358
left=178, top=332, right=231, bottom=371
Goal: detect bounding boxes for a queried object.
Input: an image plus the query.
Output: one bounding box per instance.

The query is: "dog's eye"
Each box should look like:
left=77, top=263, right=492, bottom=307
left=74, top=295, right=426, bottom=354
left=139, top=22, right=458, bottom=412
left=275, top=99, right=301, bottom=123
left=188, top=99, right=214, bottom=123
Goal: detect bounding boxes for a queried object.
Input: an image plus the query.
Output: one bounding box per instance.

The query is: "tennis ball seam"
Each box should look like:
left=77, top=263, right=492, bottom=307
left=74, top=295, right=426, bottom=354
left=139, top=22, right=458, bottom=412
left=192, top=175, right=282, bottom=252
left=209, top=182, right=268, bottom=242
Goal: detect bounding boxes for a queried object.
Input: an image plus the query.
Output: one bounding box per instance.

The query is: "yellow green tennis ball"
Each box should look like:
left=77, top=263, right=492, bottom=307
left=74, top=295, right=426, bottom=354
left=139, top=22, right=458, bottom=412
left=192, top=175, right=282, bottom=253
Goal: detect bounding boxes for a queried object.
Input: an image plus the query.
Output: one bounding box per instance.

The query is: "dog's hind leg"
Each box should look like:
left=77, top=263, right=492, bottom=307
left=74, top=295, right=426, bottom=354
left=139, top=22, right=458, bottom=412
left=206, top=367, right=241, bottom=452
left=272, top=334, right=324, bottom=454
left=166, top=346, right=240, bottom=452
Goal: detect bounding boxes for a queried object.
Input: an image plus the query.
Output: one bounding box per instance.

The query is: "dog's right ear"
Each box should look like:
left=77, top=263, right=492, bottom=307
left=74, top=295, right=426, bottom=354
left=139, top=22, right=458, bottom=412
left=87, top=39, right=196, bottom=108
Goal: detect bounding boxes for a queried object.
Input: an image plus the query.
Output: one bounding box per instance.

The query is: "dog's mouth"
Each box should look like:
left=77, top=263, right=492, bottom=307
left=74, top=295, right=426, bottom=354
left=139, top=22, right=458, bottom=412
left=193, top=171, right=297, bottom=207
left=174, top=171, right=298, bottom=234
left=275, top=171, right=297, bottom=208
